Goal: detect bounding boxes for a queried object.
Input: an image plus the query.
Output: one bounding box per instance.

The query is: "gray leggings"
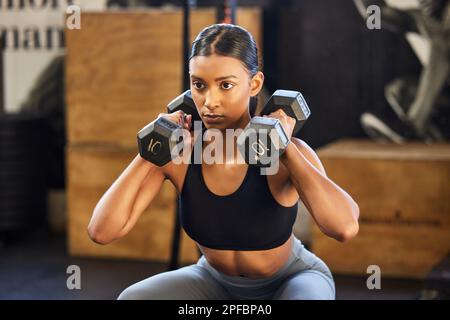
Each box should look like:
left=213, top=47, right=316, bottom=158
left=118, top=236, right=335, bottom=300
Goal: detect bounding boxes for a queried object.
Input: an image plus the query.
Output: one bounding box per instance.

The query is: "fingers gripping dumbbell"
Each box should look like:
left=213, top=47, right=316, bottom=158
left=237, top=90, right=311, bottom=167
left=137, top=90, right=199, bottom=166
left=167, top=90, right=201, bottom=125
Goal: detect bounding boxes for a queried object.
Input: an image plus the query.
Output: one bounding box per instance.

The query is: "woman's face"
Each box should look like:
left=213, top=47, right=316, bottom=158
left=189, top=54, right=264, bottom=130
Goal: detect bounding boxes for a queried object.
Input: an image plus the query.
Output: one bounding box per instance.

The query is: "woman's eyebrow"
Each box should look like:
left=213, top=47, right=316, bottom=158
left=190, top=75, right=238, bottom=81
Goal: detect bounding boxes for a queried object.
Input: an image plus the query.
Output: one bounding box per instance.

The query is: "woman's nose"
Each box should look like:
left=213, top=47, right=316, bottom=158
left=204, top=90, right=220, bottom=110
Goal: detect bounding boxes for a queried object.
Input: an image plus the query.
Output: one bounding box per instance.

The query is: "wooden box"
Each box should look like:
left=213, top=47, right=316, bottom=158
left=65, top=9, right=262, bottom=263
left=67, top=144, right=199, bottom=264
left=65, top=8, right=262, bottom=148
left=312, top=139, right=450, bottom=279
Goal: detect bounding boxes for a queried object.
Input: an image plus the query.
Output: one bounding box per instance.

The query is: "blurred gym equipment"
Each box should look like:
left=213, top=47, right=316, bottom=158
left=354, top=0, right=450, bottom=143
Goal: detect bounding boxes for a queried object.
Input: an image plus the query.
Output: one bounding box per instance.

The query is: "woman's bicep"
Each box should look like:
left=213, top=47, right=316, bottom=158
left=118, top=165, right=167, bottom=237
left=291, top=138, right=327, bottom=176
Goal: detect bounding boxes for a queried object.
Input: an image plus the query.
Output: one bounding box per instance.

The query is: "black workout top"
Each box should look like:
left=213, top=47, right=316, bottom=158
left=179, top=150, right=298, bottom=251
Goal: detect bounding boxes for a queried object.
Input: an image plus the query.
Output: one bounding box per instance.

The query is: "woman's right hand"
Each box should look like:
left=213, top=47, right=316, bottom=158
left=157, top=110, right=193, bottom=131
left=156, top=111, right=194, bottom=160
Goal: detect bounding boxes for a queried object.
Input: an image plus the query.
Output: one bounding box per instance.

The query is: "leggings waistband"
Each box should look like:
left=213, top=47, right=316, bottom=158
left=197, top=236, right=303, bottom=286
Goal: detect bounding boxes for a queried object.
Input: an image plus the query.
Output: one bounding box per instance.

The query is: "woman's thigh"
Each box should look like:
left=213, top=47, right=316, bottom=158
left=117, top=264, right=232, bottom=300
left=272, top=269, right=335, bottom=300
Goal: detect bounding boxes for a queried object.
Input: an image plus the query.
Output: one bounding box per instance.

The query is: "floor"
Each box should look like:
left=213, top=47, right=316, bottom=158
left=0, top=227, right=425, bottom=300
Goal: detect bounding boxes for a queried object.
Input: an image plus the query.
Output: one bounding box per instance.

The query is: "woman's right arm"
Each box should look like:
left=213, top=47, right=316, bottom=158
left=87, top=154, right=166, bottom=245
left=87, top=111, right=190, bottom=245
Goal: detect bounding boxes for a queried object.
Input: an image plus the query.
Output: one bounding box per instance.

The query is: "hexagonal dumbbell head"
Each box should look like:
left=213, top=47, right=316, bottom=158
left=137, top=117, right=184, bottom=166
left=237, top=116, right=290, bottom=167
left=261, top=90, right=311, bottom=136
left=167, top=90, right=202, bottom=127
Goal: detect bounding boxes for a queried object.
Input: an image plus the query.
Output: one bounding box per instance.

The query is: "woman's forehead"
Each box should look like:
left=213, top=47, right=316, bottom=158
left=189, top=55, right=248, bottom=78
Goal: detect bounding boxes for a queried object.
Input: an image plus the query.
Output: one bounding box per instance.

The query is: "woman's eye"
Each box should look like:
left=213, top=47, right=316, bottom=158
left=192, top=82, right=205, bottom=90
left=221, top=82, right=234, bottom=90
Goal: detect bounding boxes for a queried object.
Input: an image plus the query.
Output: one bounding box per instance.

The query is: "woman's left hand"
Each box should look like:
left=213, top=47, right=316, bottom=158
left=263, top=109, right=296, bottom=141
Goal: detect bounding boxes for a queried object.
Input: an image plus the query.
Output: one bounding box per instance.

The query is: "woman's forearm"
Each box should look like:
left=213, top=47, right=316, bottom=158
left=87, top=154, right=165, bottom=244
left=280, top=143, right=359, bottom=242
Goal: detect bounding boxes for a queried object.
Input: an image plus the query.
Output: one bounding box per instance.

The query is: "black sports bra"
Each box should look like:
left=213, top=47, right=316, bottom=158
left=179, top=150, right=298, bottom=251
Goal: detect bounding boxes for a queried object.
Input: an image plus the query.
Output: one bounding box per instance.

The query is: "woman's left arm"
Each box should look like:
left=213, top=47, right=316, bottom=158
left=265, top=110, right=360, bottom=242
left=280, top=138, right=360, bottom=242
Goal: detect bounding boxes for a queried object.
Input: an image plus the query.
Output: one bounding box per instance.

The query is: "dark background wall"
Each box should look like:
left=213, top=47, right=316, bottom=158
left=262, top=0, right=422, bottom=148
left=105, top=0, right=424, bottom=148
left=0, top=0, right=425, bottom=189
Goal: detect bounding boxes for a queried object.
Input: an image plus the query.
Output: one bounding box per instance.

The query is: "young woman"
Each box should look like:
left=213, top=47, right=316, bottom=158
left=87, top=24, right=360, bottom=300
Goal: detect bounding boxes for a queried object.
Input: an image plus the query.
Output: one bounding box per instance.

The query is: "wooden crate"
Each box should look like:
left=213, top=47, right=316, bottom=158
left=312, top=139, right=450, bottom=279
left=65, top=9, right=262, bottom=263
left=67, top=144, right=199, bottom=264
left=65, top=8, right=262, bottom=148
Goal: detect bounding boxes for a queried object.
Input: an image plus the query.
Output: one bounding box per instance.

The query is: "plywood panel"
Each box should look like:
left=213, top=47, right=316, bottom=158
left=312, top=139, right=450, bottom=279
left=65, top=9, right=262, bottom=263
left=67, top=144, right=199, bottom=264
left=66, top=8, right=262, bottom=147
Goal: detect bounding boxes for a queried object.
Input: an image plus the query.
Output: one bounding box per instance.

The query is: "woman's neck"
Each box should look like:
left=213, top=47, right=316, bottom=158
left=203, top=111, right=251, bottom=165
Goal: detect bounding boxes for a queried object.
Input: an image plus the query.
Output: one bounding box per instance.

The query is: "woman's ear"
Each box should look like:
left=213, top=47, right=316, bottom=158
left=250, top=71, right=264, bottom=97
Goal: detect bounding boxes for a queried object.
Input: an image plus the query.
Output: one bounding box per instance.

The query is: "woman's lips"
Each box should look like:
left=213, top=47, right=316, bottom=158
left=203, top=114, right=224, bottom=123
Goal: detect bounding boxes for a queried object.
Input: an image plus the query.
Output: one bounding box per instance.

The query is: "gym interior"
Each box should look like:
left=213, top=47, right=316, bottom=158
left=0, top=0, right=449, bottom=300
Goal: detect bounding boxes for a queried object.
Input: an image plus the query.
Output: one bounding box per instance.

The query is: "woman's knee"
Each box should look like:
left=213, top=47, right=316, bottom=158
left=273, top=270, right=335, bottom=300
left=117, top=265, right=229, bottom=300
left=117, top=269, right=196, bottom=300
left=118, top=283, right=157, bottom=300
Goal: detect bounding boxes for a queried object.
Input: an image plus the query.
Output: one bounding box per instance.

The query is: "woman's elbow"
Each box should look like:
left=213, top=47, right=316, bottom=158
left=87, top=224, right=113, bottom=245
left=337, top=219, right=359, bottom=243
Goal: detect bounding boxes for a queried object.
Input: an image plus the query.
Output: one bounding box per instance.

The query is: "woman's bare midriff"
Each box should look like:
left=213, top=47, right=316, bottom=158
left=164, top=138, right=299, bottom=279
left=199, top=234, right=294, bottom=278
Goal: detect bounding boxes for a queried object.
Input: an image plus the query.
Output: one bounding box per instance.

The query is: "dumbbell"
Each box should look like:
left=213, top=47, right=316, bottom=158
left=237, top=90, right=311, bottom=167
left=167, top=90, right=201, bottom=125
left=137, top=90, right=200, bottom=166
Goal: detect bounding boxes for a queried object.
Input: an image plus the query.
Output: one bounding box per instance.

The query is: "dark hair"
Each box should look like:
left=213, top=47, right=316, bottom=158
left=189, top=24, right=261, bottom=117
